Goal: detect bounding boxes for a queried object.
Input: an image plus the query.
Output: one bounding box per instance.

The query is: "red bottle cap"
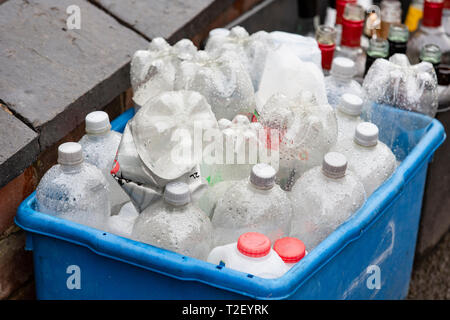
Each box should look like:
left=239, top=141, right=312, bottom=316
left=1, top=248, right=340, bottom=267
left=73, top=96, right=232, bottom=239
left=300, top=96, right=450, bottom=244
left=273, top=237, right=306, bottom=263
left=341, top=16, right=364, bottom=47
left=336, top=0, right=357, bottom=25
left=318, top=43, right=336, bottom=70
left=423, top=0, right=444, bottom=27
left=237, top=232, right=271, bottom=258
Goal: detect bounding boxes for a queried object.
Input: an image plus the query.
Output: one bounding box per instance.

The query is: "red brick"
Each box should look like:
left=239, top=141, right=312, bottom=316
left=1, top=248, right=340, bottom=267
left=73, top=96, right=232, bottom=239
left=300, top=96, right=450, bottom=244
left=0, top=167, right=37, bottom=235
left=0, top=231, right=33, bottom=300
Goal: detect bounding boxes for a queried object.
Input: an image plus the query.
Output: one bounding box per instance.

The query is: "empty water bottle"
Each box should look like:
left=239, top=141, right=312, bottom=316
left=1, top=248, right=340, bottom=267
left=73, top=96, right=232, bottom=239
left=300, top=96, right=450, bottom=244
left=78, top=111, right=131, bottom=214
left=36, top=142, right=110, bottom=230
left=132, top=182, right=213, bottom=260
left=331, top=122, right=397, bottom=196
left=207, top=232, right=287, bottom=279
left=325, top=57, right=363, bottom=108
left=211, top=164, right=293, bottom=246
left=289, top=152, right=366, bottom=250
left=336, top=93, right=364, bottom=142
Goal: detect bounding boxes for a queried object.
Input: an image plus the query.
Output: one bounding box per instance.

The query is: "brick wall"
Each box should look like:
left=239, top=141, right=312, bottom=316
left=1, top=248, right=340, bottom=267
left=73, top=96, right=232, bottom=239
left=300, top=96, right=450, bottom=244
left=0, top=89, right=133, bottom=299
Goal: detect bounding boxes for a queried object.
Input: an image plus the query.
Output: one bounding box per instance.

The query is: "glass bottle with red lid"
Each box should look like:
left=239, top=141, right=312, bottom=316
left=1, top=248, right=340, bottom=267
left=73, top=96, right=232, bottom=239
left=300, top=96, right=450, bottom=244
left=316, top=25, right=337, bottom=75
left=407, top=0, right=450, bottom=64
left=334, top=2, right=366, bottom=82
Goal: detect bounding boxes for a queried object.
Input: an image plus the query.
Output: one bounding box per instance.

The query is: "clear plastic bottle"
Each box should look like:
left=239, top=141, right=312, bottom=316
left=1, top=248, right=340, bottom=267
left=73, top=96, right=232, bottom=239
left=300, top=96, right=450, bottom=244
left=132, top=182, right=213, bottom=260
left=36, top=142, right=111, bottom=230
left=325, top=57, right=363, bottom=107
left=420, top=44, right=450, bottom=108
left=78, top=111, right=131, bottom=215
left=211, top=164, right=293, bottom=247
left=195, top=180, right=235, bottom=218
left=289, top=152, right=366, bottom=250
left=407, top=0, right=450, bottom=64
left=207, top=232, right=287, bottom=279
left=336, top=93, right=364, bottom=142
left=334, top=3, right=367, bottom=81
left=273, top=237, right=307, bottom=270
left=331, top=122, right=397, bottom=196
left=200, top=115, right=262, bottom=186
left=316, top=25, right=337, bottom=75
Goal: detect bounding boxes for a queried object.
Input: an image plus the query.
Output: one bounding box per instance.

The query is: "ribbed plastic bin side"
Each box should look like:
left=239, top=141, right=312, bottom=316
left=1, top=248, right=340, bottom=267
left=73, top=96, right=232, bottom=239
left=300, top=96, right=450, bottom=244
left=15, top=107, right=446, bottom=300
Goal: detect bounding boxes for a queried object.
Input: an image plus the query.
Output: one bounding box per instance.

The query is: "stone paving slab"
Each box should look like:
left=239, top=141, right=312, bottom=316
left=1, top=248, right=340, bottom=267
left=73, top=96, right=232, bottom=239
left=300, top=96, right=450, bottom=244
left=226, top=0, right=298, bottom=34
left=0, top=0, right=148, bottom=155
left=92, top=0, right=235, bottom=42
left=0, top=107, right=39, bottom=188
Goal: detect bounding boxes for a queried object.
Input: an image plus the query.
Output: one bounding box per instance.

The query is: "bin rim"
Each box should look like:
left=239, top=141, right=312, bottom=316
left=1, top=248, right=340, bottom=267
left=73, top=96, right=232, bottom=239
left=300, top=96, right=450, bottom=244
left=15, top=117, right=446, bottom=300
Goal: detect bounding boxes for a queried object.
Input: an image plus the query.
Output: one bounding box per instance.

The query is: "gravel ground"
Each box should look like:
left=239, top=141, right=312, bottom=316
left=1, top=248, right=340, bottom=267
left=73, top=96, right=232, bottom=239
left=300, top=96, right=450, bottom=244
left=407, top=229, right=450, bottom=300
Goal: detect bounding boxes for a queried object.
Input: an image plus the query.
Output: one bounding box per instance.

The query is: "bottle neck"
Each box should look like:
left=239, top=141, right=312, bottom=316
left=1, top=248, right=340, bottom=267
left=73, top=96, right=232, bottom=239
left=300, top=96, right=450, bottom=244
left=331, top=72, right=353, bottom=83
left=388, top=39, right=408, bottom=57
left=86, top=130, right=111, bottom=141
left=60, top=163, right=83, bottom=173
left=336, top=0, right=357, bottom=25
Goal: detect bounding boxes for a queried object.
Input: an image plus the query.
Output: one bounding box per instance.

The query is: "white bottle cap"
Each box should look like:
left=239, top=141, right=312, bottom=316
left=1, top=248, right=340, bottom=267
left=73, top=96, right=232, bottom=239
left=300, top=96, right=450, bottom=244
left=218, top=118, right=232, bottom=130
left=85, top=111, right=111, bottom=134
left=322, top=152, right=347, bottom=179
left=354, top=122, right=379, bottom=147
left=164, top=182, right=191, bottom=206
left=58, top=142, right=83, bottom=166
left=250, top=163, right=276, bottom=189
left=331, top=57, right=356, bottom=78
left=337, top=93, right=363, bottom=116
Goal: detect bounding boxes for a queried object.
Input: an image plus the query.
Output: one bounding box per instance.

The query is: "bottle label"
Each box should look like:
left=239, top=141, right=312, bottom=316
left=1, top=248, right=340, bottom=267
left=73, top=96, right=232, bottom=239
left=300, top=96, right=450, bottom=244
left=405, top=6, right=423, bottom=32
left=318, top=43, right=336, bottom=70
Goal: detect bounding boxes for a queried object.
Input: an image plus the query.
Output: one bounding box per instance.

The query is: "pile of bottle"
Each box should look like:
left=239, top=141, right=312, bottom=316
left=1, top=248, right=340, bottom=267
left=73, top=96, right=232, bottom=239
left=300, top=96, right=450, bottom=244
left=34, top=0, right=448, bottom=279
left=317, top=0, right=449, bottom=110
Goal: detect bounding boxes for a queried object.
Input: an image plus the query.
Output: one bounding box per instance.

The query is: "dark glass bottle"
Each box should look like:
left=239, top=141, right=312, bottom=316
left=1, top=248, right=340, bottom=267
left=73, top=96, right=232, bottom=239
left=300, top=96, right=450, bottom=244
left=364, top=38, right=390, bottom=76
left=297, top=0, right=319, bottom=37
left=388, top=24, right=409, bottom=57
left=419, top=43, right=442, bottom=75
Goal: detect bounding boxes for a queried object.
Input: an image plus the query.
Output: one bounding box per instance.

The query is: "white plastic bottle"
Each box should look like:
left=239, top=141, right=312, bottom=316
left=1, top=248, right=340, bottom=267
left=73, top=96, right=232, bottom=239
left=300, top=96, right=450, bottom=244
left=78, top=111, right=131, bottom=214
left=207, top=232, right=287, bottom=279
left=332, top=122, right=397, bottom=196
left=324, top=57, right=363, bottom=108
left=289, top=152, right=366, bottom=250
left=211, top=164, right=293, bottom=246
left=132, top=182, right=213, bottom=260
left=273, top=237, right=307, bottom=270
left=335, top=93, right=364, bottom=142
left=36, top=142, right=111, bottom=230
